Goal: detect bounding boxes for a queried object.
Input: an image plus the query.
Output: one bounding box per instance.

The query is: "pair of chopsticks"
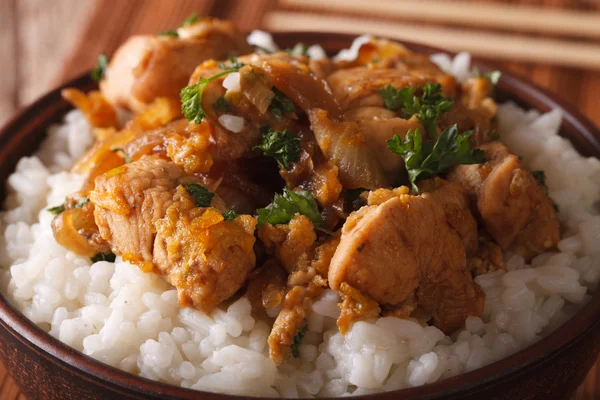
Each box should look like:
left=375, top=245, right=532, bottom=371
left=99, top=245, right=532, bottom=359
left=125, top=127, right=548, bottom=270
left=264, top=0, right=600, bottom=70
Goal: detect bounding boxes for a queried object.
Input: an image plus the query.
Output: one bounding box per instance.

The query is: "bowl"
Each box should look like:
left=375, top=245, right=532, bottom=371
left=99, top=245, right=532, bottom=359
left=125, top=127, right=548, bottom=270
left=0, top=32, right=598, bottom=400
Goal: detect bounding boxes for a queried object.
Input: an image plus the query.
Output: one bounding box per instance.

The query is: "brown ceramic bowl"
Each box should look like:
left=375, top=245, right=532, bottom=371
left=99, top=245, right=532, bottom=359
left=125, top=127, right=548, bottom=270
left=0, top=32, right=598, bottom=400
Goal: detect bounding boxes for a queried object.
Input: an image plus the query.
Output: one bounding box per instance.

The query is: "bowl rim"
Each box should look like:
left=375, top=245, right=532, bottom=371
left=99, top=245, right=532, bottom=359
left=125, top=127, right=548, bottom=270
left=0, top=31, right=599, bottom=400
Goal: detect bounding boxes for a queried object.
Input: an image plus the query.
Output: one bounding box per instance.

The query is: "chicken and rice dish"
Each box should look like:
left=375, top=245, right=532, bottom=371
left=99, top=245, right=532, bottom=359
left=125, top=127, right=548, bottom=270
left=1, top=17, right=599, bottom=397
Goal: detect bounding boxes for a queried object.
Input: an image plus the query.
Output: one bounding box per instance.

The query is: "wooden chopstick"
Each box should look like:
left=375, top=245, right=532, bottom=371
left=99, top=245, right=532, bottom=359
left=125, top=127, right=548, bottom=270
left=279, top=0, right=600, bottom=39
left=263, top=11, right=600, bottom=71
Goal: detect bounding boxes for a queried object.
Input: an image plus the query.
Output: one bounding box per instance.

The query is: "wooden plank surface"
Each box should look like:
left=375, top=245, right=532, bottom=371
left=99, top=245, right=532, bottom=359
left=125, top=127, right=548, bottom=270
left=0, top=0, right=598, bottom=398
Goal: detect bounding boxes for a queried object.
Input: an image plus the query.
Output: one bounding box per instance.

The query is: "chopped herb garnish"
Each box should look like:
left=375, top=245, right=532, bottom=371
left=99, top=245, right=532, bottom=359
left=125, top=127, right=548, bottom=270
left=91, top=252, right=116, bottom=263
left=222, top=209, right=239, bottom=220
left=112, top=148, right=132, bottom=164
left=472, top=67, right=502, bottom=85
left=180, top=69, right=239, bottom=123
left=91, top=53, right=109, bottom=82
left=75, top=198, right=90, bottom=208
left=158, top=30, right=179, bottom=37
left=252, top=44, right=276, bottom=54
left=387, top=124, right=485, bottom=193
left=532, top=170, right=549, bottom=193
left=179, top=12, right=200, bottom=27
left=47, top=204, right=65, bottom=215
left=269, top=88, right=296, bottom=120
left=213, top=96, right=231, bottom=112
left=380, top=82, right=453, bottom=138
left=486, top=130, right=499, bottom=140
left=217, top=56, right=245, bottom=70
left=183, top=184, right=214, bottom=207
left=256, top=189, right=321, bottom=228
left=254, top=128, right=301, bottom=170
left=286, top=43, right=309, bottom=57
left=290, top=322, right=308, bottom=358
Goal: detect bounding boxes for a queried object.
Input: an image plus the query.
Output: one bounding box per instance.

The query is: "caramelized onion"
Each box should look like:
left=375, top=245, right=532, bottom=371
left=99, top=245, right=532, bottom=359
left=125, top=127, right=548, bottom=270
left=240, top=66, right=274, bottom=114
left=51, top=206, right=108, bottom=257
left=308, top=109, right=388, bottom=189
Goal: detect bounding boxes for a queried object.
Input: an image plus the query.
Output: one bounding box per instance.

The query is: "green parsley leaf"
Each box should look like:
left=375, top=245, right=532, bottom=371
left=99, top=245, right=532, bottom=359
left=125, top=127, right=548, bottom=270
left=252, top=44, right=276, bottom=54
left=47, top=204, right=65, bottom=215
left=111, top=148, right=132, bottom=164
left=269, top=88, right=296, bottom=120
left=91, top=53, right=109, bottom=82
left=180, top=69, right=239, bottom=123
left=254, top=128, right=301, bottom=170
left=183, top=184, right=214, bottom=207
left=213, top=96, right=231, bottom=113
left=387, top=124, right=485, bottom=193
left=256, top=189, right=321, bottom=228
left=74, top=198, right=90, bottom=208
left=379, top=84, right=415, bottom=112
left=158, top=30, right=179, bottom=37
left=532, top=170, right=548, bottom=192
left=179, top=12, right=200, bottom=27
left=380, top=82, right=453, bottom=138
left=472, top=67, right=502, bottom=85
left=286, top=43, right=309, bottom=57
left=91, top=252, right=116, bottom=263
left=217, top=56, right=245, bottom=70
left=291, top=322, right=308, bottom=358
left=222, top=209, right=239, bottom=220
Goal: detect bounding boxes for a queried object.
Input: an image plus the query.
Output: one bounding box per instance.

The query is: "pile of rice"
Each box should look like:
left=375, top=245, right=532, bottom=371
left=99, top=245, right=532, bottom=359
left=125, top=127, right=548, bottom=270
left=1, top=49, right=599, bottom=398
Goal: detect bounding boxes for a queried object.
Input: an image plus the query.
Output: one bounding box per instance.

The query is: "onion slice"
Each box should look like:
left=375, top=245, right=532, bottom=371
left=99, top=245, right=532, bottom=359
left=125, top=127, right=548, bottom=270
left=308, top=109, right=388, bottom=189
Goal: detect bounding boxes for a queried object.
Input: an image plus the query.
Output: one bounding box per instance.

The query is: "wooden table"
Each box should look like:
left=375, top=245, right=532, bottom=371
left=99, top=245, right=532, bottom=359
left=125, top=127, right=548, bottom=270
left=0, top=0, right=598, bottom=398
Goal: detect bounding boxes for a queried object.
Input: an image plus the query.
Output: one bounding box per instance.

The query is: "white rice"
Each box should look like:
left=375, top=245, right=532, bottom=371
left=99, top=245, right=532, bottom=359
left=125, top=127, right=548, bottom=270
left=1, top=51, right=600, bottom=398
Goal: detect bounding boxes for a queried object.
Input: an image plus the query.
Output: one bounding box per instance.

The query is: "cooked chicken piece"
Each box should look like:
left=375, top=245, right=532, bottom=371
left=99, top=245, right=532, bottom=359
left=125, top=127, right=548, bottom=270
left=447, top=141, right=560, bottom=259
left=268, top=286, right=310, bottom=364
left=268, top=275, right=326, bottom=364
left=90, top=156, right=187, bottom=267
left=337, top=282, right=381, bottom=334
left=258, top=215, right=341, bottom=282
left=154, top=186, right=257, bottom=311
left=101, top=18, right=252, bottom=113
left=329, top=179, right=484, bottom=333
left=91, top=156, right=257, bottom=311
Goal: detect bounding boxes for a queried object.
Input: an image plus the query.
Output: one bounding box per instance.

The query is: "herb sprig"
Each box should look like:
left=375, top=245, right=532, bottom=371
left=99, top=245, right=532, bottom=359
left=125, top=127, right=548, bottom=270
left=254, top=128, right=301, bottom=171
left=256, top=189, right=321, bottom=228
left=180, top=69, right=240, bottom=123
left=380, top=82, right=454, bottom=138
left=183, top=184, right=214, bottom=207
left=269, top=88, right=296, bottom=120
left=387, top=124, right=485, bottom=193
left=91, top=252, right=116, bottom=263
left=222, top=209, right=239, bottom=220
left=91, top=53, right=109, bottom=82
left=290, top=322, right=308, bottom=359
left=472, top=67, right=502, bottom=85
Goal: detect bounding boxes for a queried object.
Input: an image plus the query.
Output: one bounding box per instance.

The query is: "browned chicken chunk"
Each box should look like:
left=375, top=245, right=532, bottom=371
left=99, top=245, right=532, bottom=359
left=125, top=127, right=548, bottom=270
left=447, top=141, right=560, bottom=259
left=90, top=156, right=257, bottom=311
left=100, top=18, right=252, bottom=112
left=328, top=179, right=484, bottom=333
